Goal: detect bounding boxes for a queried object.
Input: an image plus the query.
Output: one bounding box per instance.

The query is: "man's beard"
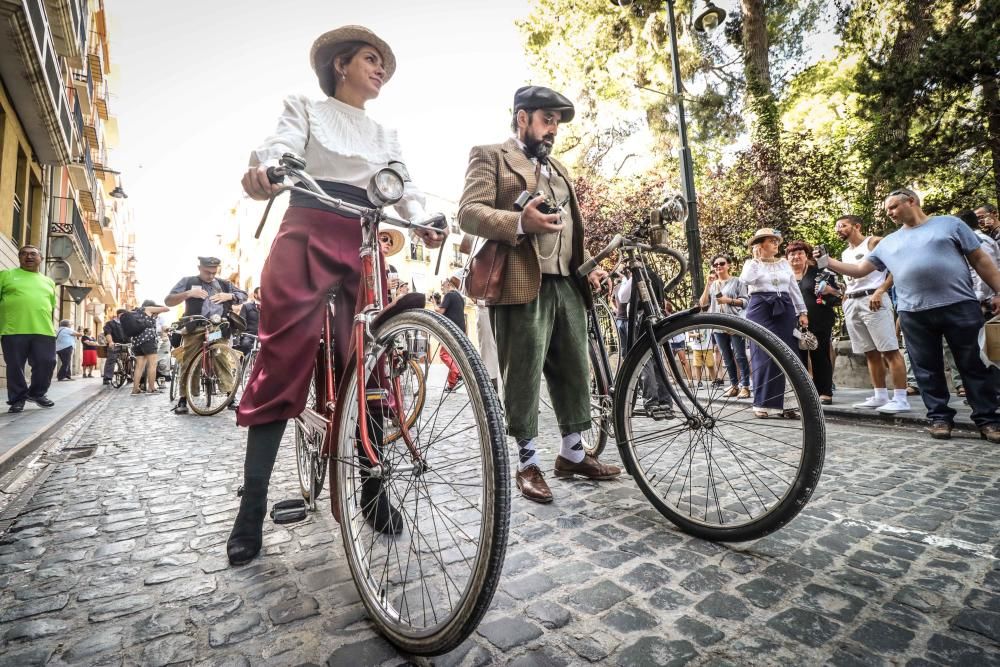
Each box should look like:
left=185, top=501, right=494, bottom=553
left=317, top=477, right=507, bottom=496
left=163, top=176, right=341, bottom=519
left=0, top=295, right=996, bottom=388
left=525, top=135, right=554, bottom=163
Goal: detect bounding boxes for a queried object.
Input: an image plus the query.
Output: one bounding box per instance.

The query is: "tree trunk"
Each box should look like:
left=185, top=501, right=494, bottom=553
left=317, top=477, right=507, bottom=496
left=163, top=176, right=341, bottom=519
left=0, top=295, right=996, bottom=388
left=740, top=0, right=787, bottom=232
left=862, top=1, right=934, bottom=212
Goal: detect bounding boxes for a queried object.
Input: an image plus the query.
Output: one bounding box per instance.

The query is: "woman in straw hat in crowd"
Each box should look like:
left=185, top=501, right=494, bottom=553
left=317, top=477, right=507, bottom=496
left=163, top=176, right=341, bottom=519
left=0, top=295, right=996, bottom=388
left=740, top=228, right=809, bottom=418
left=379, top=228, right=410, bottom=299
left=230, top=25, right=444, bottom=567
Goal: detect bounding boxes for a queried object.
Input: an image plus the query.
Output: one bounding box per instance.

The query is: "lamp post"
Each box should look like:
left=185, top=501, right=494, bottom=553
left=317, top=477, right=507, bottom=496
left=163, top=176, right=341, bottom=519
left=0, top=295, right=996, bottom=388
left=612, top=0, right=726, bottom=300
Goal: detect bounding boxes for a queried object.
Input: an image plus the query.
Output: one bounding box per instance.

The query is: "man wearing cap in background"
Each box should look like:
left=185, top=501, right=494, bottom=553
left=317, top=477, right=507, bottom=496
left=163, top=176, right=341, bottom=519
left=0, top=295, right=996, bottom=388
left=165, top=256, right=247, bottom=414
left=458, top=85, right=618, bottom=504
left=436, top=271, right=467, bottom=391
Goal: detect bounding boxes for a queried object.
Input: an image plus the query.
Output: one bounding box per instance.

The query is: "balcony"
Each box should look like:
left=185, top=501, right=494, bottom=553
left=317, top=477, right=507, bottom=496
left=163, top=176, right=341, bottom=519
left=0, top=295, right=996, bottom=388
left=83, top=108, right=102, bottom=152
left=45, top=0, right=88, bottom=66
left=0, top=0, right=74, bottom=164
left=49, top=196, right=98, bottom=282
left=95, top=78, right=110, bottom=120
left=87, top=34, right=105, bottom=85
left=72, top=68, right=92, bottom=115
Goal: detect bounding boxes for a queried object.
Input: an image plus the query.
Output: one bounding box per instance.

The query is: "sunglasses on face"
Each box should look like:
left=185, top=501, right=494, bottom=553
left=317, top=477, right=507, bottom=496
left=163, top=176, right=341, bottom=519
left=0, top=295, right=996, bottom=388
left=712, top=261, right=727, bottom=267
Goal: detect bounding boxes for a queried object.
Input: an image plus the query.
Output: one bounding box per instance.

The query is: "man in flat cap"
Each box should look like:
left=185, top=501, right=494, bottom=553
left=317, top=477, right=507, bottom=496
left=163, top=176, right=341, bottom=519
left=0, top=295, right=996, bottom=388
left=165, top=257, right=247, bottom=414
left=458, top=85, right=617, bottom=504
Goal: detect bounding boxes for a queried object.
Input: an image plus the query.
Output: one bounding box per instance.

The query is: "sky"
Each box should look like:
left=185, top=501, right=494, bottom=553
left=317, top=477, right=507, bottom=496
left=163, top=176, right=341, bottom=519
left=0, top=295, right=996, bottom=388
left=109, top=0, right=533, bottom=302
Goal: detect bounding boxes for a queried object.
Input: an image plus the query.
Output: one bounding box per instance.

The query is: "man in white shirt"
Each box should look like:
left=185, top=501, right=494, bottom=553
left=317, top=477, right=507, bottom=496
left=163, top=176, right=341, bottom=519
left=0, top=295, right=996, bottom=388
left=834, top=215, right=910, bottom=413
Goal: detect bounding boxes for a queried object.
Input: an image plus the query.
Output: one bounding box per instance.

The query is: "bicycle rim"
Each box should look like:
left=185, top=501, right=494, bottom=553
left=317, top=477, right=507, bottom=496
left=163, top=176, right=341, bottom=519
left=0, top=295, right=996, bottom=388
left=185, top=344, right=237, bottom=416
left=334, top=309, right=508, bottom=655
left=385, top=357, right=426, bottom=445
left=585, top=339, right=612, bottom=457
left=615, top=313, right=825, bottom=542
left=296, top=361, right=327, bottom=502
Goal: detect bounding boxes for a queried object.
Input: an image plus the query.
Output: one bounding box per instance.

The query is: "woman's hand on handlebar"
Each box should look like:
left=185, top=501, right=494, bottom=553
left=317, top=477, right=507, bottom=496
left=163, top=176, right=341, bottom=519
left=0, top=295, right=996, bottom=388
left=414, top=227, right=445, bottom=248
left=242, top=165, right=283, bottom=201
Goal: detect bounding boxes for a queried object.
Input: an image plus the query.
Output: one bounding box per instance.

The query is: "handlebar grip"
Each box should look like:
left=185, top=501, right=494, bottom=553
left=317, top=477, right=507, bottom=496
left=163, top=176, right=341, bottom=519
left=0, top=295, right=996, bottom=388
left=265, top=167, right=284, bottom=185
left=577, top=234, right=625, bottom=278
left=577, top=257, right=599, bottom=278
left=424, top=213, right=448, bottom=231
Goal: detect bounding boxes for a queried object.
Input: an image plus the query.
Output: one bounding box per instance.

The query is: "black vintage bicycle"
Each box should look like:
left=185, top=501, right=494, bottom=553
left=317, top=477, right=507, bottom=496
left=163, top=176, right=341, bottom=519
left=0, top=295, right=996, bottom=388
left=579, top=205, right=825, bottom=542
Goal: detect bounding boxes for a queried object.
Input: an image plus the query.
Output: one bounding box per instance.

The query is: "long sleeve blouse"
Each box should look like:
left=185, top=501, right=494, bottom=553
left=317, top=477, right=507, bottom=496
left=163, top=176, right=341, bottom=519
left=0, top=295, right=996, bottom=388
left=250, top=94, right=427, bottom=221
left=740, top=258, right=808, bottom=315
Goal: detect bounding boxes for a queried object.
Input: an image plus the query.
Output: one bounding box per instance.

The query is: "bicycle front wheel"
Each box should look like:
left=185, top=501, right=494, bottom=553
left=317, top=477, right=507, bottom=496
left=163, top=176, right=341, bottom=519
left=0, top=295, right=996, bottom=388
left=614, top=312, right=825, bottom=542
left=334, top=309, right=509, bottom=656
left=112, top=357, right=128, bottom=388
left=184, top=343, right=240, bottom=416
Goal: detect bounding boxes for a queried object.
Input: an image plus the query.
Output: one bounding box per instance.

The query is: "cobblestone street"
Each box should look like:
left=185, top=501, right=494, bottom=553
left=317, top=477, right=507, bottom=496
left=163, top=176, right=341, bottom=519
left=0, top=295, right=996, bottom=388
left=1, top=384, right=999, bottom=666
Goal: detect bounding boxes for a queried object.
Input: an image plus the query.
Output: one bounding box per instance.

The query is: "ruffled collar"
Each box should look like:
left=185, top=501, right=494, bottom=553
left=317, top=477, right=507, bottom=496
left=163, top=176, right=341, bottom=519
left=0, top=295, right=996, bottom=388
left=322, top=95, right=368, bottom=119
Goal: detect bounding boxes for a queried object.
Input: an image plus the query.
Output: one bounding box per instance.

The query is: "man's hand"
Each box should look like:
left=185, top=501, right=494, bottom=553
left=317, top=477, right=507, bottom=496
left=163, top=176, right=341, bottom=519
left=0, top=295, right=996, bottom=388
left=242, top=165, right=283, bottom=201
left=209, top=292, right=234, bottom=304
left=812, top=246, right=830, bottom=269
left=520, top=196, right=564, bottom=235
left=588, top=267, right=609, bottom=291
left=188, top=287, right=209, bottom=300
left=992, top=294, right=1000, bottom=315
left=869, top=290, right=884, bottom=312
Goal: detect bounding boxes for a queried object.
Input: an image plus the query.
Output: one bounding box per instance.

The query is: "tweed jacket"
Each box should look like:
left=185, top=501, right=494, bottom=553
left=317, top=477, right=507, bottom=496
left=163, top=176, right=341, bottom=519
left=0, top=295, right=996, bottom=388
left=458, top=138, right=593, bottom=307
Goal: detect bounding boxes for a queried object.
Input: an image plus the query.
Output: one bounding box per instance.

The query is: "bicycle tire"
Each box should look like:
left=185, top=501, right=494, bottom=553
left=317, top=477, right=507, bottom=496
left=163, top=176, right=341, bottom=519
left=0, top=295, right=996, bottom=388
left=184, top=343, right=239, bottom=416
left=585, top=338, right=612, bottom=457
left=112, top=357, right=128, bottom=388
left=333, top=309, right=509, bottom=656
left=593, top=298, right=621, bottom=376
left=295, top=352, right=327, bottom=503
left=168, top=356, right=179, bottom=402
left=614, top=312, right=825, bottom=542
left=384, top=357, right=426, bottom=445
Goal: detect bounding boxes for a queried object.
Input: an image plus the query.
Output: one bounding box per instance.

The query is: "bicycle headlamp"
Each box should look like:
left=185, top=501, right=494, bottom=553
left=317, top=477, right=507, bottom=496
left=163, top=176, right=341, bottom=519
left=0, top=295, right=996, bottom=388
left=657, top=192, right=688, bottom=226
left=367, top=168, right=405, bottom=207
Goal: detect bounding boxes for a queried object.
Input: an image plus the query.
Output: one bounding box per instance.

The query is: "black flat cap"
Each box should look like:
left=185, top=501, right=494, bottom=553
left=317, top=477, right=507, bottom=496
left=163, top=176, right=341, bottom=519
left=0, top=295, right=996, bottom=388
left=513, top=86, right=575, bottom=123
left=198, top=256, right=222, bottom=267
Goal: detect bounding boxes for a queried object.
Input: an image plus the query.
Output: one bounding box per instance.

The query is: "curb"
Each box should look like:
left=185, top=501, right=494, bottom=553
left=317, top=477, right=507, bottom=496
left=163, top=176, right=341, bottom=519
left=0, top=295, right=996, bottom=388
left=821, top=406, right=978, bottom=433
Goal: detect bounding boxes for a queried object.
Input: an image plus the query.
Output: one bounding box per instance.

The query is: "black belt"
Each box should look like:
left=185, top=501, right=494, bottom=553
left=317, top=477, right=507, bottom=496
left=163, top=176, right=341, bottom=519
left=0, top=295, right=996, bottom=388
left=845, top=288, right=877, bottom=300
left=289, top=180, right=374, bottom=216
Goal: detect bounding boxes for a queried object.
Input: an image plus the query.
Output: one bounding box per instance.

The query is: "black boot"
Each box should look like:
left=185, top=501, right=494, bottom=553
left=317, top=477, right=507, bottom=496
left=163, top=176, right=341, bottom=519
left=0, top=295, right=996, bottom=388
left=227, top=421, right=285, bottom=566
left=358, top=405, right=403, bottom=535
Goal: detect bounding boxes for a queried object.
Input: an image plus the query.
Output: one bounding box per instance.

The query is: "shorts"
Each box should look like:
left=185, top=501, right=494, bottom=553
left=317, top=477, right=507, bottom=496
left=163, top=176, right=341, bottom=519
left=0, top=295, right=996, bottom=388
left=843, top=297, right=899, bottom=353
left=669, top=340, right=686, bottom=352
left=692, top=349, right=715, bottom=367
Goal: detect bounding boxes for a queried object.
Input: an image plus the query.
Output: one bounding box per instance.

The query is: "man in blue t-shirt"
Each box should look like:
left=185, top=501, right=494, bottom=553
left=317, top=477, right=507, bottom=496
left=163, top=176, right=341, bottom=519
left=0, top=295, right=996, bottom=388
left=817, top=188, right=1000, bottom=442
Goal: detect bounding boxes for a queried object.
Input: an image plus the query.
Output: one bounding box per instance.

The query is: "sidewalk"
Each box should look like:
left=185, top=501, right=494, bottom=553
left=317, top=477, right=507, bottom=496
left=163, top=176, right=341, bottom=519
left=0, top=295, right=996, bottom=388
left=821, top=386, right=977, bottom=431
left=0, top=377, right=107, bottom=478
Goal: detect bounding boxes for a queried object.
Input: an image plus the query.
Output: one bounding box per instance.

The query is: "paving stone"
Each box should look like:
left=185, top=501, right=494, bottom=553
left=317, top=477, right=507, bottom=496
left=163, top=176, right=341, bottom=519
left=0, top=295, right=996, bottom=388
left=762, top=561, right=813, bottom=586
left=501, top=550, right=538, bottom=576
left=648, top=587, right=693, bottom=611
left=679, top=566, right=730, bottom=594
left=3, top=617, right=71, bottom=642
left=563, top=579, right=631, bottom=614
left=477, top=616, right=543, bottom=650
left=602, top=603, right=659, bottom=633
left=565, top=632, right=619, bottom=662
left=926, top=633, right=1000, bottom=666
left=798, top=583, right=866, bottom=622
left=269, top=595, right=320, bottom=625
left=829, top=645, right=885, bottom=667
left=189, top=593, right=244, bottom=626
left=735, top=578, right=787, bottom=609
left=674, top=615, right=724, bottom=646
left=140, top=634, right=198, bottom=667
left=160, top=575, right=218, bottom=602
left=951, top=608, right=1000, bottom=643
left=504, top=571, right=557, bottom=600
left=324, top=636, right=398, bottom=666
left=89, top=594, right=156, bottom=622
left=0, top=592, right=69, bottom=622
left=508, top=647, right=570, bottom=667
left=615, top=637, right=699, bottom=667
left=766, top=607, right=841, bottom=648
left=130, top=609, right=188, bottom=644
left=695, top=592, right=750, bottom=620
left=207, top=612, right=266, bottom=647
left=0, top=646, right=56, bottom=666
left=848, top=618, right=915, bottom=654
left=434, top=639, right=494, bottom=667
left=525, top=600, right=572, bottom=629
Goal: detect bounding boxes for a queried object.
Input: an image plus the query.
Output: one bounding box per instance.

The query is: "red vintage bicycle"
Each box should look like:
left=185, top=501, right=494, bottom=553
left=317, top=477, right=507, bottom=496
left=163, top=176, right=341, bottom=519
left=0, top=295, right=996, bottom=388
left=257, top=154, right=509, bottom=656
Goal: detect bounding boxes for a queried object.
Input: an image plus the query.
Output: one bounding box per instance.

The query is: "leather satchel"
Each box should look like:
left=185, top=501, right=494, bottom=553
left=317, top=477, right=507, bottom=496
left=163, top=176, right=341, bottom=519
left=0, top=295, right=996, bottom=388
left=464, top=237, right=508, bottom=304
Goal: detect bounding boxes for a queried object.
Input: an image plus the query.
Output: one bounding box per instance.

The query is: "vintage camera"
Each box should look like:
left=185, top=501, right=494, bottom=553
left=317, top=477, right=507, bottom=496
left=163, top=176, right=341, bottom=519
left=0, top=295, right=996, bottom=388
left=514, top=190, right=562, bottom=215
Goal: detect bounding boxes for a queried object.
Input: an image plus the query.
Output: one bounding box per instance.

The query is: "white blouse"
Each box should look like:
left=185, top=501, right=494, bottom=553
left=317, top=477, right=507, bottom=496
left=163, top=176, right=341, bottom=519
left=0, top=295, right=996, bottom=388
left=740, top=258, right=808, bottom=315
left=250, top=94, right=427, bottom=220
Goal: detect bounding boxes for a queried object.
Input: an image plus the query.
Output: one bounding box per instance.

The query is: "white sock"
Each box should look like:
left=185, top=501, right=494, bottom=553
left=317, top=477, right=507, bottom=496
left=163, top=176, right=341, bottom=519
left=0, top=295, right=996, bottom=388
left=559, top=432, right=586, bottom=464
left=893, top=389, right=908, bottom=403
left=516, top=438, right=541, bottom=471
left=874, top=387, right=889, bottom=400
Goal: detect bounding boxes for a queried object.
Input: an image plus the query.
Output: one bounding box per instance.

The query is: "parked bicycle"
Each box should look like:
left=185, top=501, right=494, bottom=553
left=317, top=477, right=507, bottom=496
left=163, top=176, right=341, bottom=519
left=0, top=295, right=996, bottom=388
left=110, top=343, right=135, bottom=389
left=579, top=201, right=826, bottom=542
left=259, top=153, right=509, bottom=656
left=176, top=314, right=242, bottom=416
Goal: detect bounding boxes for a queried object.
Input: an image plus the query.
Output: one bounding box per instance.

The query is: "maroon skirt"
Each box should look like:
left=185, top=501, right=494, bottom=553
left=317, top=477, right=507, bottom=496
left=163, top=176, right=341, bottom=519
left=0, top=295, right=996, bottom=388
left=236, top=206, right=387, bottom=427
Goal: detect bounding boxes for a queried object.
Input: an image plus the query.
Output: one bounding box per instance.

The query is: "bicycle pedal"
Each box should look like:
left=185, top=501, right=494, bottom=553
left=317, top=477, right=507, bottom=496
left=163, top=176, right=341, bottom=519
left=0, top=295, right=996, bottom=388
left=270, top=499, right=308, bottom=524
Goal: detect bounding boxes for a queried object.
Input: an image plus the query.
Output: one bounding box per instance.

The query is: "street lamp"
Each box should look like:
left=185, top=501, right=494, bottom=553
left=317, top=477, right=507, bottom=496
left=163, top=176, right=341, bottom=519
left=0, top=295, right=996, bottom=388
left=92, top=165, right=129, bottom=199
left=611, top=0, right=726, bottom=299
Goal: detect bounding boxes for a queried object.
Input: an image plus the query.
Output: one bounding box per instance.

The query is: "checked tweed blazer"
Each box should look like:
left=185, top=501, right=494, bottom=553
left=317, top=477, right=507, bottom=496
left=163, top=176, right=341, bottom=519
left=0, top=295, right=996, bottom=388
left=458, top=138, right=593, bottom=307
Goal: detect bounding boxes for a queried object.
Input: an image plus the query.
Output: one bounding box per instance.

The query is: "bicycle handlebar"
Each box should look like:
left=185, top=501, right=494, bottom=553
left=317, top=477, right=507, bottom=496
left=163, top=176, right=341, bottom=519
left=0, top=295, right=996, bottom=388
left=577, top=234, right=624, bottom=278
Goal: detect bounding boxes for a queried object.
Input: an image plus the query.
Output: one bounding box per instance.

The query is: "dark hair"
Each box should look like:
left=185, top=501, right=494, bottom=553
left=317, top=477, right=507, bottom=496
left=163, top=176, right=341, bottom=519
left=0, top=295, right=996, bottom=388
left=511, top=108, right=537, bottom=133
left=317, top=40, right=370, bottom=97
left=710, top=254, right=731, bottom=266
left=116, top=308, right=126, bottom=316
left=253, top=287, right=261, bottom=298
left=836, top=214, right=863, bottom=228
left=785, top=240, right=814, bottom=257
left=978, top=203, right=997, bottom=215
left=141, top=299, right=158, bottom=308
left=956, top=209, right=979, bottom=231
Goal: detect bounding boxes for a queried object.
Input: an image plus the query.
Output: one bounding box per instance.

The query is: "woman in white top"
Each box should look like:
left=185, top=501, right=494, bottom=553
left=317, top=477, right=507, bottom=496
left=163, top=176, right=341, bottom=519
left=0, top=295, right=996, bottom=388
left=227, top=26, right=443, bottom=567
left=699, top=254, right=752, bottom=398
left=741, top=229, right=809, bottom=418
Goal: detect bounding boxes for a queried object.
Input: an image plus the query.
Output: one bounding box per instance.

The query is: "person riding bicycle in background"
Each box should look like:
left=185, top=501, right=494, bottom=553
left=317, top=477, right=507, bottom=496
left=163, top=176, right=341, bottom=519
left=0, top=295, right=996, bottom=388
left=234, top=286, right=261, bottom=359
left=457, top=85, right=618, bottom=505
left=229, top=25, right=443, bottom=567
left=164, top=256, right=247, bottom=414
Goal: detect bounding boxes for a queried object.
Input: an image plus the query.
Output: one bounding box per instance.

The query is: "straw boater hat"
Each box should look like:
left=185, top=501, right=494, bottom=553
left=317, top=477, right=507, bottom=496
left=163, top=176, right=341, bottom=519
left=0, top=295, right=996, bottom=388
left=310, top=25, right=396, bottom=97
left=446, top=270, right=464, bottom=289
left=747, top=227, right=783, bottom=248
left=378, top=228, right=405, bottom=257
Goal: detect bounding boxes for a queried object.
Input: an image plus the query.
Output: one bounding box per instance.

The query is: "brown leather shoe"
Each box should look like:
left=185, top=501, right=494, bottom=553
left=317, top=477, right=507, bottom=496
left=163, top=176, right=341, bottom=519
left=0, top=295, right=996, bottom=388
left=516, top=465, right=553, bottom=504
left=928, top=421, right=953, bottom=440
left=980, top=424, right=1000, bottom=444
left=553, top=454, right=621, bottom=481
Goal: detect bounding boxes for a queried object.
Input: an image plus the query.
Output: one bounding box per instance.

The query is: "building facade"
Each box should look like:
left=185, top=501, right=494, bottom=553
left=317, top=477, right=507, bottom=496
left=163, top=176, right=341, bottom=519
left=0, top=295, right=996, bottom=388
left=0, top=0, right=136, bottom=387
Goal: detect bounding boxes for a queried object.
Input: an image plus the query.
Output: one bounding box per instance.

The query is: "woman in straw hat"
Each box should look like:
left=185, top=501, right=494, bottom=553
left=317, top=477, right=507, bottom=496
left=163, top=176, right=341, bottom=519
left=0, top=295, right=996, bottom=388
left=740, top=228, right=809, bottom=418
left=230, top=25, right=443, bottom=566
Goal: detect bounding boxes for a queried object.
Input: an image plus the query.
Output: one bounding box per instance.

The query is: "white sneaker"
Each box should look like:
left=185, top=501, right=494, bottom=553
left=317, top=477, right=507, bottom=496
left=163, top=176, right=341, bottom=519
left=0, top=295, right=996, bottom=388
left=876, top=399, right=912, bottom=413
left=852, top=396, right=888, bottom=409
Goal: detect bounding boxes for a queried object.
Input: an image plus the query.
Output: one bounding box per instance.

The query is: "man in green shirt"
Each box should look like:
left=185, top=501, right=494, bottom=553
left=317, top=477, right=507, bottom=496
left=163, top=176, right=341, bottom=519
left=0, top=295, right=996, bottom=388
left=0, top=245, right=57, bottom=412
